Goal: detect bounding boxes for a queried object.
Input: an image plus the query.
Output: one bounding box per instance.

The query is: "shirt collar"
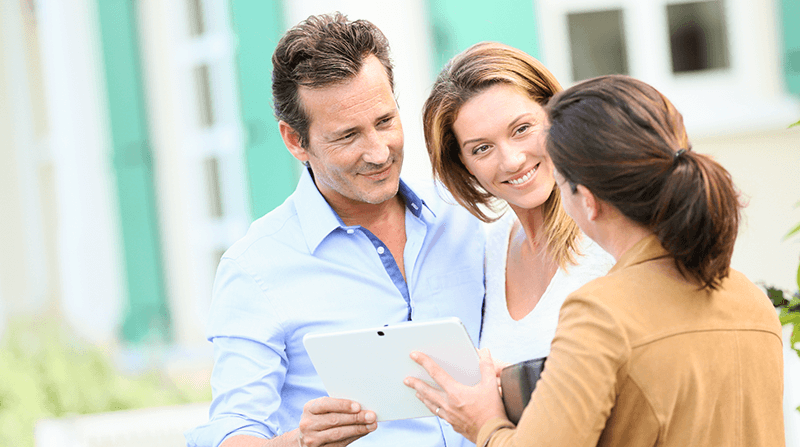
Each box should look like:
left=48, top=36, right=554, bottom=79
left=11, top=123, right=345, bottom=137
left=294, top=167, right=433, bottom=253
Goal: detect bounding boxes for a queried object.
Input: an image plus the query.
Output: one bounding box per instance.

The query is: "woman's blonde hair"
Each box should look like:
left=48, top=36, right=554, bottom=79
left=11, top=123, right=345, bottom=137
left=423, top=42, right=581, bottom=268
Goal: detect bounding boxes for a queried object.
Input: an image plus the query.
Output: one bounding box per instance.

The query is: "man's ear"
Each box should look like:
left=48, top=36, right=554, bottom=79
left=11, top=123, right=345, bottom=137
left=576, top=184, right=600, bottom=221
left=279, top=121, right=309, bottom=164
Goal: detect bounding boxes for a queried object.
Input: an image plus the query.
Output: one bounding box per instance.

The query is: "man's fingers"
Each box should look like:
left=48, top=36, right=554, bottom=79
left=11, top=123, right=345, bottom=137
left=301, top=420, right=378, bottom=447
left=300, top=410, right=375, bottom=432
left=304, top=397, right=361, bottom=415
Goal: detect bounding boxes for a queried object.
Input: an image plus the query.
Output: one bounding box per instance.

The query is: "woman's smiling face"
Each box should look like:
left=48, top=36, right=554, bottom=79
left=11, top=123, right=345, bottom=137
left=454, top=83, right=555, bottom=210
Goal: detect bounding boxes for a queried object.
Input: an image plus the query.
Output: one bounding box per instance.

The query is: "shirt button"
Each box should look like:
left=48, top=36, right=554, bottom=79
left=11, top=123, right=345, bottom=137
left=377, top=246, right=385, bottom=255
left=347, top=229, right=355, bottom=234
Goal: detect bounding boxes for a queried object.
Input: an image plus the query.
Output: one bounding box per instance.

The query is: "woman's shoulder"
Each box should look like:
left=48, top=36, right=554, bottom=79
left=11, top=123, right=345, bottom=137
left=573, top=235, right=617, bottom=273
left=484, top=211, right=516, bottom=248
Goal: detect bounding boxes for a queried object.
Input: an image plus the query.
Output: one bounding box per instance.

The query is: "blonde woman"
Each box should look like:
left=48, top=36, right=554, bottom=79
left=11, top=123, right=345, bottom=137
left=423, top=42, right=614, bottom=364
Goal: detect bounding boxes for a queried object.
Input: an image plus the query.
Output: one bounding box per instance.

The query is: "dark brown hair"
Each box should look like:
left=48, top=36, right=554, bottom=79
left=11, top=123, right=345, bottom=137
left=423, top=42, right=581, bottom=268
left=272, top=12, right=393, bottom=148
left=546, top=75, right=741, bottom=289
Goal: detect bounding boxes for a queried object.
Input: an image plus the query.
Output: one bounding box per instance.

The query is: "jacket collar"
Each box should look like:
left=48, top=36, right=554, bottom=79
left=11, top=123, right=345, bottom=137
left=608, top=234, right=670, bottom=274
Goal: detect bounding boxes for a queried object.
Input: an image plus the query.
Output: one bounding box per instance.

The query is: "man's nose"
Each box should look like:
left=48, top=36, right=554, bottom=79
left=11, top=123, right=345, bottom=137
left=361, top=130, right=391, bottom=165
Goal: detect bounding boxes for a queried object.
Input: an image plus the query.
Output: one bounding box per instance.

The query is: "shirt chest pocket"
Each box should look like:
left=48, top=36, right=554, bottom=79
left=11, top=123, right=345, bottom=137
left=416, top=267, right=484, bottom=336
left=424, top=267, right=483, bottom=293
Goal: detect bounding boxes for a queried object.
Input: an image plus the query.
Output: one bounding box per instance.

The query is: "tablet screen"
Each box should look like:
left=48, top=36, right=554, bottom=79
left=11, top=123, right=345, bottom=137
left=303, top=317, right=480, bottom=421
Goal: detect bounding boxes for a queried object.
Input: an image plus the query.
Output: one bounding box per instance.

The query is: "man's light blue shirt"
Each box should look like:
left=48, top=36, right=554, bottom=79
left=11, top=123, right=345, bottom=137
left=186, top=168, right=485, bottom=447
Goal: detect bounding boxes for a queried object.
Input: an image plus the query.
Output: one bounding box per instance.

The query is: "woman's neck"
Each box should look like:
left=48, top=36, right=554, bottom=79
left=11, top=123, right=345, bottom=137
left=509, top=203, right=549, bottom=254
left=592, top=210, right=654, bottom=261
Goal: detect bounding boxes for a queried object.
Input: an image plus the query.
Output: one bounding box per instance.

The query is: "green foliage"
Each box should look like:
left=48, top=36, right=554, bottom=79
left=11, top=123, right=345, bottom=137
left=791, top=119, right=800, bottom=128
left=768, top=197, right=800, bottom=413
left=0, top=318, right=210, bottom=447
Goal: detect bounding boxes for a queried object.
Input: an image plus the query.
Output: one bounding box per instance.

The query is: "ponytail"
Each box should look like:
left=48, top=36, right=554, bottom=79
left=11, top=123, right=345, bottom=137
left=653, top=150, right=740, bottom=289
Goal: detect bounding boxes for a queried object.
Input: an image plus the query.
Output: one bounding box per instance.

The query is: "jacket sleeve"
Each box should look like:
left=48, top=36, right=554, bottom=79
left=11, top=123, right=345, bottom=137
left=478, top=292, right=630, bottom=447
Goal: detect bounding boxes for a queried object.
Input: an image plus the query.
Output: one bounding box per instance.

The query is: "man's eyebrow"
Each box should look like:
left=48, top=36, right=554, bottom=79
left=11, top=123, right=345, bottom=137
left=377, top=109, right=398, bottom=121
left=328, top=109, right=398, bottom=140
left=329, top=125, right=360, bottom=140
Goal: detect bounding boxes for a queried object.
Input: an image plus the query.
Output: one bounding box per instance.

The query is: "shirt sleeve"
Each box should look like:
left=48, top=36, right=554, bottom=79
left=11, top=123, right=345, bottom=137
left=186, top=257, right=289, bottom=447
left=477, top=292, right=630, bottom=447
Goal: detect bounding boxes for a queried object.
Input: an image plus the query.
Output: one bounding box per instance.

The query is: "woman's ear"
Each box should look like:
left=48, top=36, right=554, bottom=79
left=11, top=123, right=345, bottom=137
left=279, top=121, right=310, bottom=165
left=576, top=184, right=601, bottom=221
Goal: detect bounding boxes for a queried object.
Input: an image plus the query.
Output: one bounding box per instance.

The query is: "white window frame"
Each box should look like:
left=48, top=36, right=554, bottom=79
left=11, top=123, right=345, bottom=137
left=139, top=0, right=250, bottom=350
left=536, top=0, right=800, bottom=137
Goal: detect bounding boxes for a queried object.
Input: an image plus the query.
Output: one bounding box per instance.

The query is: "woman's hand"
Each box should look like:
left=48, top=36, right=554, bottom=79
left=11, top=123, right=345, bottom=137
left=492, top=358, right=511, bottom=376
left=404, top=348, right=510, bottom=443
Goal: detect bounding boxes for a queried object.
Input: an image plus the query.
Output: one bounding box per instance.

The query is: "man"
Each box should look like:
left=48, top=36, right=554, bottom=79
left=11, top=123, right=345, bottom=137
left=185, top=13, right=485, bottom=447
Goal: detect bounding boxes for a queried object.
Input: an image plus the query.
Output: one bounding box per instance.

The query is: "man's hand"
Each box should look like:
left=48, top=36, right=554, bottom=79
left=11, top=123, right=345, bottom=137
left=296, top=397, right=378, bottom=447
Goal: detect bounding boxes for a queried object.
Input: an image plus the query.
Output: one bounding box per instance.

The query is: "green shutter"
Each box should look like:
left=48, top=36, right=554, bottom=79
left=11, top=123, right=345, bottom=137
left=95, top=0, right=170, bottom=344
left=427, top=0, right=542, bottom=75
left=780, top=0, right=800, bottom=95
left=230, top=0, right=299, bottom=219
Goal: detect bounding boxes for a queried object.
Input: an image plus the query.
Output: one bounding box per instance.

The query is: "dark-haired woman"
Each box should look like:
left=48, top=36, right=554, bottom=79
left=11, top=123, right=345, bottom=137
left=405, top=75, right=784, bottom=447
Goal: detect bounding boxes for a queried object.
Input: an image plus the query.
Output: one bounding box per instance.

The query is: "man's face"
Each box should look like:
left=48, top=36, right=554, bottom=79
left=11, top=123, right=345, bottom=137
left=297, top=55, right=404, bottom=211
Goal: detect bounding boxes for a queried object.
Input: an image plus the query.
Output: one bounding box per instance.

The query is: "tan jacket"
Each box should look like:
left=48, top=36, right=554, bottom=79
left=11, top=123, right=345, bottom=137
left=479, top=235, right=784, bottom=447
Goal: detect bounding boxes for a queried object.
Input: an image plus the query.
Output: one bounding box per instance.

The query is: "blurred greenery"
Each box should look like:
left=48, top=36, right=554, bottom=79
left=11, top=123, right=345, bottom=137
left=766, top=197, right=800, bottom=413
left=0, top=317, right=210, bottom=447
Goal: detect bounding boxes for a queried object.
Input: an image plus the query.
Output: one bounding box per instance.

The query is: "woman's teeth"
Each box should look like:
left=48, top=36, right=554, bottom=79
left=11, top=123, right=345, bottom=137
left=508, top=166, right=537, bottom=185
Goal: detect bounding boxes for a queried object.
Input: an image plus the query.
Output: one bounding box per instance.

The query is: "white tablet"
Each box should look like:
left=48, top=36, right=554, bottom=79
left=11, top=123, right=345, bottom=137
left=302, top=317, right=481, bottom=421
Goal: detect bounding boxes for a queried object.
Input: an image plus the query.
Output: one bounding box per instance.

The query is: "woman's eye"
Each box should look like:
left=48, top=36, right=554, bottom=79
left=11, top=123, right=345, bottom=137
left=472, top=144, right=489, bottom=155
left=514, top=124, right=531, bottom=135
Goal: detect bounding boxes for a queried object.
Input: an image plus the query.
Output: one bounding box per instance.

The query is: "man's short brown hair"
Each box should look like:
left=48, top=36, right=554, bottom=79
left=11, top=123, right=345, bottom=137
left=272, top=12, right=394, bottom=149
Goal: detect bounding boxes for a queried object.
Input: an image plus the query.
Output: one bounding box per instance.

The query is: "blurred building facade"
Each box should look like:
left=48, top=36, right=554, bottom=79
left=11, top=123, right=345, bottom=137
left=1, top=0, right=799, bottom=438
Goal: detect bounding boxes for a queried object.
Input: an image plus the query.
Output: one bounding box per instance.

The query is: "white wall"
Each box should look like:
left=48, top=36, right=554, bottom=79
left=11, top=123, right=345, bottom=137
left=0, top=0, right=50, bottom=316
left=695, top=128, right=800, bottom=292
left=35, top=0, right=125, bottom=345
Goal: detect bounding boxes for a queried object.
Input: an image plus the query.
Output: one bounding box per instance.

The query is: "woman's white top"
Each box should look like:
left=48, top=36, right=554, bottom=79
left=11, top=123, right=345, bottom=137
left=479, top=212, right=616, bottom=364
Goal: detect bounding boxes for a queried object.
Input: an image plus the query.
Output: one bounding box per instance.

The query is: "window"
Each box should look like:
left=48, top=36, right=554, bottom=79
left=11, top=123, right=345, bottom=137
left=568, top=9, right=629, bottom=81
left=203, top=157, right=223, bottom=218
left=535, top=0, right=798, bottom=136
left=194, top=64, right=215, bottom=128
left=186, top=0, right=205, bottom=36
left=667, top=1, right=729, bottom=73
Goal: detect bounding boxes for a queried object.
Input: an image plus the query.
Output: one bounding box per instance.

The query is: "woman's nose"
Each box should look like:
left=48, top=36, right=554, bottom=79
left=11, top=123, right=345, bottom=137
left=499, top=144, right=525, bottom=172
